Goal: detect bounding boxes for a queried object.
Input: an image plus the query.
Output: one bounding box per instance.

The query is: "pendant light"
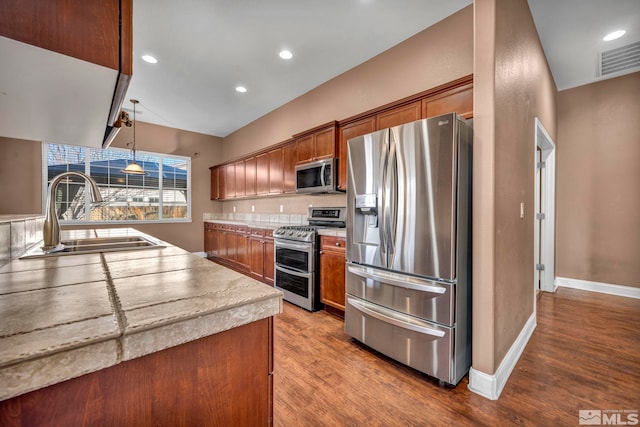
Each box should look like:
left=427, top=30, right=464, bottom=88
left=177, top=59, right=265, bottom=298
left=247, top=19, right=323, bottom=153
left=121, top=99, right=146, bottom=175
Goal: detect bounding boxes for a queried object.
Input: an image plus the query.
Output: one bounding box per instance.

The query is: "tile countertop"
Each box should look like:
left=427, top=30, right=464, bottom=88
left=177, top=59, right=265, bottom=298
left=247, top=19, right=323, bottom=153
left=0, top=228, right=282, bottom=402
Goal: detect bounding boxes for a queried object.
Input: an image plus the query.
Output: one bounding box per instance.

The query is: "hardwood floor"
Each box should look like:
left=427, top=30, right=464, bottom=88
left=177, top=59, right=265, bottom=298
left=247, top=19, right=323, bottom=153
left=273, top=287, right=640, bottom=426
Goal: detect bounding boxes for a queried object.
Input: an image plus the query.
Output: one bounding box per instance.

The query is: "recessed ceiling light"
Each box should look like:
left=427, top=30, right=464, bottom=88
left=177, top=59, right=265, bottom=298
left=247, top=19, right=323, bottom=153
left=603, top=30, right=626, bottom=42
left=235, top=86, right=247, bottom=93
left=279, top=50, right=293, bottom=60
left=142, top=54, right=158, bottom=64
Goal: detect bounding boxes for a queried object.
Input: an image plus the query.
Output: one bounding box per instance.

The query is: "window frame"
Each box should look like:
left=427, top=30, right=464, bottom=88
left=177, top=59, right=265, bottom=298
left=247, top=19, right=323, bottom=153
left=42, top=143, right=192, bottom=225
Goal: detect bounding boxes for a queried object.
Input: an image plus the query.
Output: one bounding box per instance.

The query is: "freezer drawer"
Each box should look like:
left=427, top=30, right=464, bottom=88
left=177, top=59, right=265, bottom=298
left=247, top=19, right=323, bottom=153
left=346, top=263, right=454, bottom=326
left=345, top=296, right=456, bottom=384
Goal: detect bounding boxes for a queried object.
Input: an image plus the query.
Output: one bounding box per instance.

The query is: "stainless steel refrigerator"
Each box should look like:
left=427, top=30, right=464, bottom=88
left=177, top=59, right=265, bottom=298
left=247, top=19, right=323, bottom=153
left=345, top=113, right=472, bottom=385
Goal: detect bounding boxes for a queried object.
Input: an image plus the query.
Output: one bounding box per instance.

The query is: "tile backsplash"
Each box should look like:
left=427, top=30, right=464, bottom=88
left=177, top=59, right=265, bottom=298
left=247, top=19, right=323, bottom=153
left=203, top=212, right=307, bottom=225
left=0, top=215, right=43, bottom=261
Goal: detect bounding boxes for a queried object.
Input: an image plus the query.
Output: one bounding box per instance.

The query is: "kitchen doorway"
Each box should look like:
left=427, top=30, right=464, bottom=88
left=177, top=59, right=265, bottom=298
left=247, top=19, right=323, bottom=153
left=533, top=118, right=557, bottom=293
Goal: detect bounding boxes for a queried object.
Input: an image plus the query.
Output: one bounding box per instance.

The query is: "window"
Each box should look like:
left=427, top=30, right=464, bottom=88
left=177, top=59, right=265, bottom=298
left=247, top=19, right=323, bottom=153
left=43, top=143, right=191, bottom=223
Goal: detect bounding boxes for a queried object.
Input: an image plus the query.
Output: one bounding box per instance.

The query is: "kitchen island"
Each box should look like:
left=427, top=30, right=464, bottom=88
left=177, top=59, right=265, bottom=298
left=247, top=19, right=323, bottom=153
left=0, top=227, right=282, bottom=426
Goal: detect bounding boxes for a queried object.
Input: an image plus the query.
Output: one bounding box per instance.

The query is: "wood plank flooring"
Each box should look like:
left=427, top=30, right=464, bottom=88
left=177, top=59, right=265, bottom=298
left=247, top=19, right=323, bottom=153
left=273, top=287, right=640, bottom=426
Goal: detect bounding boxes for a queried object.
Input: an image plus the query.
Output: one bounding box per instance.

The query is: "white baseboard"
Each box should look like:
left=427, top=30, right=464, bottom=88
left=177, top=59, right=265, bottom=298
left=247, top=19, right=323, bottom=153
left=468, top=311, right=537, bottom=400
left=555, top=277, right=640, bottom=299
left=192, top=251, right=207, bottom=258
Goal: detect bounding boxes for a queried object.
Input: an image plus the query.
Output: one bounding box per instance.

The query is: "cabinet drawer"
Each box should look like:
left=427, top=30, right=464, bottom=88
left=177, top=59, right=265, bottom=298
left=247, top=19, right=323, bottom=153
left=250, top=228, right=265, bottom=237
left=320, top=236, right=345, bottom=251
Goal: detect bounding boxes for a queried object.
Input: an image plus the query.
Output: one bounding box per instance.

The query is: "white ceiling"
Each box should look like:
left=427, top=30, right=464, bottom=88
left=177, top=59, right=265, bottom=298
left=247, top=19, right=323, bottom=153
left=528, top=0, right=640, bottom=91
left=125, top=0, right=640, bottom=138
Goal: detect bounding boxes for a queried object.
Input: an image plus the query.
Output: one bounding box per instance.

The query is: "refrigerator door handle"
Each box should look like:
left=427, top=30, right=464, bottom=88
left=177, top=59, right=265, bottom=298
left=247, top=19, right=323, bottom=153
left=347, top=264, right=447, bottom=295
left=387, top=132, right=398, bottom=257
left=348, top=297, right=445, bottom=337
left=379, top=138, right=389, bottom=257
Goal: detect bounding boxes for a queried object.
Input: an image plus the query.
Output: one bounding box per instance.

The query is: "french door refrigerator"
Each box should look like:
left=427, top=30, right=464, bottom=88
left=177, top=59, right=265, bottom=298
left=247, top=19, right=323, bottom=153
left=345, top=113, right=472, bottom=385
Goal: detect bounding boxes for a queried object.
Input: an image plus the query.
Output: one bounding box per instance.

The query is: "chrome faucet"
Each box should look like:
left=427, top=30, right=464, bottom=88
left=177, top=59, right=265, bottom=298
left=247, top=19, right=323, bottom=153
left=42, top=171, right=104, bottom=252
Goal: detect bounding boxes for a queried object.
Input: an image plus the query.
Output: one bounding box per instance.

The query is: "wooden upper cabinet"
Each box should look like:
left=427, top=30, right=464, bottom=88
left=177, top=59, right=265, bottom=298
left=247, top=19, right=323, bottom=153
left=225, top=164, right=235, bottom=198
left=268, top=148, right=283, bottom=194
left=234, top=160, right=245, bottom=198
left=282, top=141, right=297, bottom=193
left=295, top=135, right=314, bottom=164
left=210, top=167, right=218, bottom=200
left=422, top=85, right=473, bottom=119
left=245, top=157, right=257, bottom=197
left=256, top=153, right=269, bottom=195
left=376, top=101, right=421, bottom=130
left=313, top=126, right=336, bottom=159
left=218, top=166, right=226, bottom=200
left=338, top=116, right=376, bottom=191
left=295, top=122, right=338, bottom=164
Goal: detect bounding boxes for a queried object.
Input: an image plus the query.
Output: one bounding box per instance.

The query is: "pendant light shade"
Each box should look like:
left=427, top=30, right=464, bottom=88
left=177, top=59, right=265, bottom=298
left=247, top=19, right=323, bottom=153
left=121, top=99, right=146, bottom=175
left=121, top=162, right=146, bottom=174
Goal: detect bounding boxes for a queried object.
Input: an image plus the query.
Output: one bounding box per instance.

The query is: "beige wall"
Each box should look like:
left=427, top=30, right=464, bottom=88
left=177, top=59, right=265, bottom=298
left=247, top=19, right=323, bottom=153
left=473, top=0, right=557, bottom=374
left=0, top=137, right=42, bottom=214
left=222, top=5, right=474, bottom=163
left=557, top=72, right=640, bottom=288
left=0, top=123, right=223, bottom=252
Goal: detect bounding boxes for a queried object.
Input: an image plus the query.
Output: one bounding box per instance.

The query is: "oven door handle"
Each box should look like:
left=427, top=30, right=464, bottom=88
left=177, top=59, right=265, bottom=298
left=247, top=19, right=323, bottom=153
left=347, top=264, right=446, bottom=295
left=347, top=297, right=445, bottom=337
left=274, top=239, right=313, bottom=252
left=275, top=264, right=313, bottom=278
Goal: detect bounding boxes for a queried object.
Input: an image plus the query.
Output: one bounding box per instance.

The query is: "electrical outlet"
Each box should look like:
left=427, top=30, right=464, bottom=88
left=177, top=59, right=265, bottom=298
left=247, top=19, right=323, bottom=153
left=233, top=206, right=236, bottom=213
left=520, top=202, right=524, bottom=219
left=279, top=205, right=284, bottom=213
left=251, top=205, right=255, bottom=213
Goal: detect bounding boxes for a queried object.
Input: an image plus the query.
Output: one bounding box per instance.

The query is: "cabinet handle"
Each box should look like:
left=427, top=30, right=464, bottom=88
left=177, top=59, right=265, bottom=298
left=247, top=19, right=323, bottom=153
left=319, top=250, right=324, bottom=255
left=335, top=242, right=341, bottom=246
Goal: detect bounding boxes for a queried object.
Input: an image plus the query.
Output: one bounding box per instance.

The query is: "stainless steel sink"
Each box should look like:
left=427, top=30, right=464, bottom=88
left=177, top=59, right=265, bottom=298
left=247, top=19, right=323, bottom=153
left=20, top=235, right=165, bottom=259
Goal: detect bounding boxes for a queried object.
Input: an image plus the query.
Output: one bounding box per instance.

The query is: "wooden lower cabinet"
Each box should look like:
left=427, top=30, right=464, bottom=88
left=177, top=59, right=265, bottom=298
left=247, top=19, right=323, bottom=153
left=249, top=229, right=274, bottom=286
left=319, top=235, right=346, bottom=317
left=0, top=318, right=274, bottom=427
left=236, top=226, right=250, bottom=272
left=206, top=224, right=274, bottom=286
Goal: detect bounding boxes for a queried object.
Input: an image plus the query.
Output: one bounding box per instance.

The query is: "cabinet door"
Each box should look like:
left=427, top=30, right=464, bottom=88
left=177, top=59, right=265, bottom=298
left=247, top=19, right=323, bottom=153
left=225, top=164, right=236, bottom=198
left=236, top=230, right=250, bottom=271
left=422, top=85, right=473, bottom=119
left=225, top=229, right=237, bottom=264
left=296, top=135, right=314, bottom=164
left=263, top=237, right=275, bottom=286
left=256, top=153, right=269, bottom=195
left=217, top=227, right=227, bottom=259
left=338, top=117, right=375, bottom=191
left=314, top=126, right=336, bottom=160
left=210, top=226, right=220, bottom=258
left=249, top=236, right=264, bottom=281
left=210, top=168, right=219, bottom=200
left=245, top=157, right=257, bottom=196
left=234, top=160, right=245, bottom=198
left=376, top=101, right=421, bottom=130
left=282, top=142, right=297, bottom=193
left=204, top=225, right=211, bottom=257
left=218, top=167, right=226, bottom=200
left=268, top=148, right=283, bottom=194
left=320, top=236, right=346, bottom=311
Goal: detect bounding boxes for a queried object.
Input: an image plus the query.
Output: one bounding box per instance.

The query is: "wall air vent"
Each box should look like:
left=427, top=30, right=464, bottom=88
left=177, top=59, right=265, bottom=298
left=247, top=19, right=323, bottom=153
left=598, top=40, right=640, bottom=77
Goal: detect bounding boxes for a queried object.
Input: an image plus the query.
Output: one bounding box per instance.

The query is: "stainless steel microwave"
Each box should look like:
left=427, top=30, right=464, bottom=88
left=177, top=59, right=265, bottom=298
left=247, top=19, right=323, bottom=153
left=295, top=158, right=338, bottom=194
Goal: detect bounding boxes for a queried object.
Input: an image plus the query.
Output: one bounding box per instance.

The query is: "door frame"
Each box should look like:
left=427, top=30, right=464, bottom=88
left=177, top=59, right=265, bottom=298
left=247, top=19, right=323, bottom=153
left=533, top=118, right=557, bottom=293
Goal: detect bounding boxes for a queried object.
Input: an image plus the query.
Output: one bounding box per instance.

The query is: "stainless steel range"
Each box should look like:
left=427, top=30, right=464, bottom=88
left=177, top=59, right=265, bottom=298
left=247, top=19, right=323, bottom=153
left=273, top=207, right=346, bottom=311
